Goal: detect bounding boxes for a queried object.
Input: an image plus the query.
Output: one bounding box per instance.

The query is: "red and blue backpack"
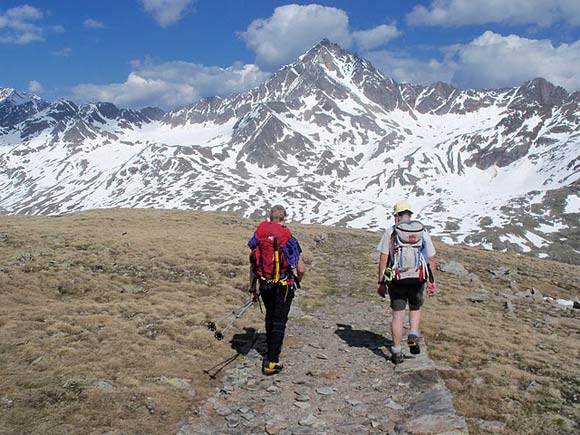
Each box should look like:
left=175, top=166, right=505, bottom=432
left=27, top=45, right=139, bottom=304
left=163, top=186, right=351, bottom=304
left=250, top=221, right=292, bottom=285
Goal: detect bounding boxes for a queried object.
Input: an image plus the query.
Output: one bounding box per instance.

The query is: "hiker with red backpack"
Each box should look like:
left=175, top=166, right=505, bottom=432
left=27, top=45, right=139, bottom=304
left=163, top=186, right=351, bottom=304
left=376, top=200, right=437, bottom=364
left=248, top=205, right=305, bottom=375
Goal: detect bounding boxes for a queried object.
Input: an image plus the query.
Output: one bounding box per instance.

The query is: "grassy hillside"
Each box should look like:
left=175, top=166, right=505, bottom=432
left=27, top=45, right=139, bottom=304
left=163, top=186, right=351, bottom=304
left=1, top=209, right=579, bottom=434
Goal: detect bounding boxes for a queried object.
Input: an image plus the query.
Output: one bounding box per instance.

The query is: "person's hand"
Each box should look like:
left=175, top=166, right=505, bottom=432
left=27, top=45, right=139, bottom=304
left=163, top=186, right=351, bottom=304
left=250, top=290, right=259, bottom=302
left=377, top=283, right=386, bottom=298
left=427, top=282, right=437, bottom=296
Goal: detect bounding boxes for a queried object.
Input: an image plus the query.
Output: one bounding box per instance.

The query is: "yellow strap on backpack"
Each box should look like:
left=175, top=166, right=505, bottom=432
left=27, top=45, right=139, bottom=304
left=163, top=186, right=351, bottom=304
left=274, top=250, right=280, bottom=282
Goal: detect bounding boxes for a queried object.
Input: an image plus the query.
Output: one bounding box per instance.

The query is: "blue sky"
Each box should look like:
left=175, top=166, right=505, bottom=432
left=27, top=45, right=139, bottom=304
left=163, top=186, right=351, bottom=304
left=1, top=0, right=579, bottom=109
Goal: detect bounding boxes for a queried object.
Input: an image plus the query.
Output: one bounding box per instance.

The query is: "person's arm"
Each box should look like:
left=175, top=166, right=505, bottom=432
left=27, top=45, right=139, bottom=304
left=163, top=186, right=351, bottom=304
left=296, top=257, right=305, bottom=281
left=285, top=237, right=304, bottom=282
left=376, top=230, right=391, bottom=297
left=377, top=253, right=388, bottom=297
left=426, top=256, right=436, bottom=294
left=424, top=231, right=437, bottom=295
left=248, top=265, right=258, bottom=301
left=378, top=253, right=388, bottom=283
left=248, top=232, right=258, bottom=300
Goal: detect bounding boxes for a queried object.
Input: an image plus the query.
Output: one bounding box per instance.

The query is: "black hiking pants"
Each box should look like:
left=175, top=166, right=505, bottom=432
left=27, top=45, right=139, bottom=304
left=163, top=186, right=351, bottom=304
left=259, top=281, right=295, bottom=364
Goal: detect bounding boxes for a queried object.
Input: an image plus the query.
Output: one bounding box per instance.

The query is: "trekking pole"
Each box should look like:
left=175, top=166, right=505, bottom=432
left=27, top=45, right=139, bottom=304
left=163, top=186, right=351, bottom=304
left=427, top=264, right=435, bottom=283
left=214, top=300, right=255, bottom=340
left=206, top=299, right=254, bottom=336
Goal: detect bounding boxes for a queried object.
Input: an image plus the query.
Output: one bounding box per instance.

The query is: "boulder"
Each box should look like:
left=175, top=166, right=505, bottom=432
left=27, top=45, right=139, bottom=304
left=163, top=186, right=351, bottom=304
left=440, top=260, right=468, bottom=276
left=466, top=273, right=483, bottom=287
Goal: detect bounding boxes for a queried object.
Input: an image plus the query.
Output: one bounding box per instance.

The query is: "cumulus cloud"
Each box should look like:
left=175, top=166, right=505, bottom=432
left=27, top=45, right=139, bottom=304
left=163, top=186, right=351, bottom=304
left=83, top=18, right=106, bottom=29
left=365, top=50, right=456, bottom=85
left=450, top=31, right=580, bottom=90
left=353, top=24, right=400, bottom=50
left=0, top=4, right=61, bottom=44
left=141, top=0, right=195, bottom=27
left=241, top=4, right=352, bottom=69
left=71, top=59, right=270, bottom=109
left=28, top=80, right=43, bottom=93
left=407, top=0, right=580, bottom=27
left=365, top=31, right=580, bottom=91
left=240, top=4, right=400, bottom=69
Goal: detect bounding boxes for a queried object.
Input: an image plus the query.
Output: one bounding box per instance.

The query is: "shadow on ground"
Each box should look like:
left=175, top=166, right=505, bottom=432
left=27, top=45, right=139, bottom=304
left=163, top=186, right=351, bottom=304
left=230, top=327, right=267, bottom=357
left=334, top=323, right=393, bottom=360
left=203, top=327, right=267, bottom=378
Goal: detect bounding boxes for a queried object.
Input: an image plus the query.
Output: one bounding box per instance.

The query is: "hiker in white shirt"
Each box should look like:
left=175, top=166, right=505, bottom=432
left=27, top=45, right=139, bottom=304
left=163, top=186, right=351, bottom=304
left=376, top=200, right=437, bottom=364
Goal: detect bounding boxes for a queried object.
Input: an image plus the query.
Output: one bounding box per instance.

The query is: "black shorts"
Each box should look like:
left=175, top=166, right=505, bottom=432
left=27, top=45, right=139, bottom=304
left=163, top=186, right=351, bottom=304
left=388, top=281, right=425, bottom=311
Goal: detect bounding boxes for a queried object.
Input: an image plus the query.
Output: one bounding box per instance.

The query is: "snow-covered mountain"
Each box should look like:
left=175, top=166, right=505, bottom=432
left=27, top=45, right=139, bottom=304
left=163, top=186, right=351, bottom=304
left=1, top=40, right=579, bottom=263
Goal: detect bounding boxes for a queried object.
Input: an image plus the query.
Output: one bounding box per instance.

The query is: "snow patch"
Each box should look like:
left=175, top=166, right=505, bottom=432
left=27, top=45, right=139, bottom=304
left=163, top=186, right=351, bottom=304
left=564, top=194, right=580, bottom=214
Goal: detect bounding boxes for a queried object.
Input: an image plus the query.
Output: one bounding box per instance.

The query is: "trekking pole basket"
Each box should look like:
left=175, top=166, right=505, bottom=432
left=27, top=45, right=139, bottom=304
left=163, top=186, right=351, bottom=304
left=206, top=299, right=254, bottom=341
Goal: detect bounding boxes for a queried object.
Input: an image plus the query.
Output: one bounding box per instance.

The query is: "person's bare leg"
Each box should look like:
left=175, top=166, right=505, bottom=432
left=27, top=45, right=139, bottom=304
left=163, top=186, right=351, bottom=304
left=391, top=310, right=405, bottom=349
left=409, top=309, right=421, bottom=336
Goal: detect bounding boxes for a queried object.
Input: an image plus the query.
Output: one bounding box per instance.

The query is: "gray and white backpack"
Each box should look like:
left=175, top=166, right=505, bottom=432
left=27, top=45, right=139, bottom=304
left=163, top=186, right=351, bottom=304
left=388, top=220, right=430, bottom=284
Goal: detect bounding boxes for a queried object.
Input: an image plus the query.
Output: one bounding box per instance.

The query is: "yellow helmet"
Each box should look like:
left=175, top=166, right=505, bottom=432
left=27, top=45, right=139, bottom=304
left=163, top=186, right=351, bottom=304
left=393, top=199, right=413, bottom=216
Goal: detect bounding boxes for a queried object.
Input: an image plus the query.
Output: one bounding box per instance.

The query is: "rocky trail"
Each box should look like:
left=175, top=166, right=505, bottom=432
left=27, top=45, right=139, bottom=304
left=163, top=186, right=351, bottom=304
left=179, top=294, right=467, bottom=435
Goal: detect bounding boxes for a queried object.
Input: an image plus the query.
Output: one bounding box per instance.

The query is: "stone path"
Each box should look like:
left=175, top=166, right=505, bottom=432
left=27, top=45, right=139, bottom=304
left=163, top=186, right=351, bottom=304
left=178, top=295, right=468, bottom=435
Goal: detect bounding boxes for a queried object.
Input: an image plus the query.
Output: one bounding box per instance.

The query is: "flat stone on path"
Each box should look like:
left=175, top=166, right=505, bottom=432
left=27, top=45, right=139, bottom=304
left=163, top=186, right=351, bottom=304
left=315, top=387, right=334, bottom=396
left=295, top=393, right=310, bottom=402
left=299, top=414, right=325, bottom=427
left=385, top=399, right=404, bottom=410
left=402, top=414, right=468, bottom=434
left=237, top=406, right=250, bottom=414
left=265, top=419, right=288, bottom=434
left=213, top=405, right=231, bottom=417
left=411, top=387, right=456, bottom=415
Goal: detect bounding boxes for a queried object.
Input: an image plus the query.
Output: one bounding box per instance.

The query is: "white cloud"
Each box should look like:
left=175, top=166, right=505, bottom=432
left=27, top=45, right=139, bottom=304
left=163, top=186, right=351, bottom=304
left=241, top=4, right=353, bottom=69
left=365, top=50, right=456, bottom=85
left=365, top=31, right=580, bottom=91
left=53, top=47, right=72, bottom=57
left=0, top=5, right=59, bottom=44
left=28, top=80, right=43, bottom=93
left=450, top=31, right=580, bottom=90
left=240, top=4, right=401, bottom=69
left=353, top=24, right=400, bottom=50
left=407, top=0, right=580, bottom=27
left=71, top=59, right=270, bottom=109
left=83, top=18, right=106, bottom=29
left=141, top=0, right=195, bottom=27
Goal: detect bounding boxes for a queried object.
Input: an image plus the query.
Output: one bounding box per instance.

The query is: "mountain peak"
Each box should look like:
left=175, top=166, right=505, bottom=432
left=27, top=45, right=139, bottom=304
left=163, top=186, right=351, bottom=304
left=297, top=39, right=352, bottom=66
left=0, top=87, right=41, bottom=106
left=312, top=38, right=339, bottom=51
left=521, top=77, right=568, bottom=106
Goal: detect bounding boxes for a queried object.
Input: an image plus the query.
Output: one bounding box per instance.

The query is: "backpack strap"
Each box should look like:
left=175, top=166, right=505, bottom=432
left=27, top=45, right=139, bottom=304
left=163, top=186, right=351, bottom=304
left=387, top=225, right=397, bottom=269
left=273, top=237, right=280, bottom=282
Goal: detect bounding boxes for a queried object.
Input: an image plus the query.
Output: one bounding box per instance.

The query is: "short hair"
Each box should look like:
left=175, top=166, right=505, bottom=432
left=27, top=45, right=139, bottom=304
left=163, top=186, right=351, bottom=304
left=269, top=205, right=287, bottom=222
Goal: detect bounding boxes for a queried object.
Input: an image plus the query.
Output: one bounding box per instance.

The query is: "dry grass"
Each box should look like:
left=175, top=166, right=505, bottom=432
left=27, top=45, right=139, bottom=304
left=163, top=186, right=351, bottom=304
left=1, top=208, right=579, bottom=434
left=422, top=244, right=580, bottom=434
left=0, top=209, right=265, bottom=434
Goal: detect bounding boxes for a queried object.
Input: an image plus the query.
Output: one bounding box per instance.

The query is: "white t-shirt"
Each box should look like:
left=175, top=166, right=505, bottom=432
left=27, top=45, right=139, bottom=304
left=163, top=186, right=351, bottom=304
left=377, top=225, right=436, bottom=258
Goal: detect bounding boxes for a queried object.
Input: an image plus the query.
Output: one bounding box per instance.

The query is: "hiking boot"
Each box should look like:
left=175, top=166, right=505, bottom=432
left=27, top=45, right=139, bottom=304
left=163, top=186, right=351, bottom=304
left=407, top=334, right=421, bottom=355
left=391, top=352, right=404, bottom=364
left=262, top=362, right=284, bottom=376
